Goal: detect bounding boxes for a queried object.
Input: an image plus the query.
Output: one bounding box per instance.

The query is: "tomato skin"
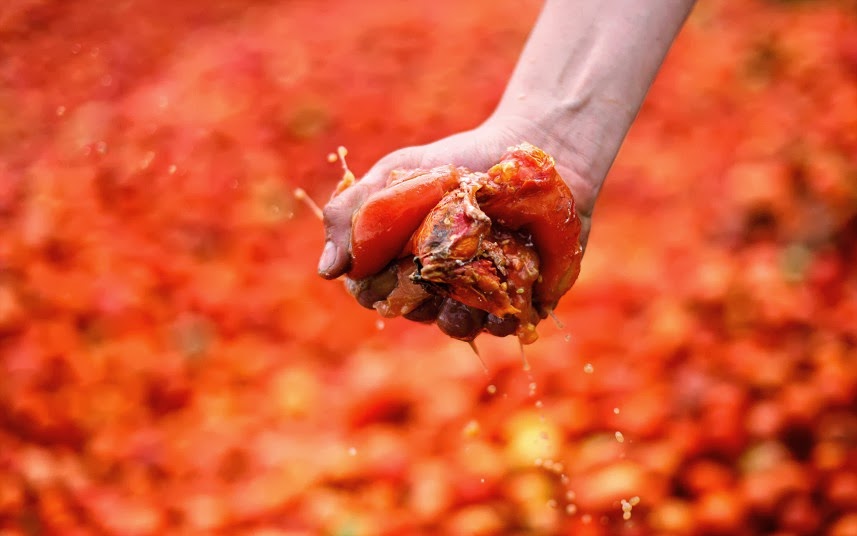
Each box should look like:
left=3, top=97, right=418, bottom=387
left=348, top=168, right=461, bottom=279
left=478, top=144, right=583, bottom=315
left=346, top=144, right=582, bottom=344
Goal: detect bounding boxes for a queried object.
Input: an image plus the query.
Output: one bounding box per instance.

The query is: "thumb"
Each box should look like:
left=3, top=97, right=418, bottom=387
left=317, top=180, right=369, bottom=279
left=317, top=154, right=406, bottom=279
left=317, top=147, right=427, bottom=279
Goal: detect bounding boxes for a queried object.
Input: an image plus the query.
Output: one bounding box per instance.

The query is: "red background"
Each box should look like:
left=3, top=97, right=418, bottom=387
left=1, top=0, right=856, bottom=534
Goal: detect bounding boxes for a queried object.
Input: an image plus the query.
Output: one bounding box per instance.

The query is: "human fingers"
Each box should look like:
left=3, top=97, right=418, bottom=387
left=318, top=147, right=429, bottom=279
left=318, top=180, right=371, bottom=278
left=344, top=264, right=399, bottom=309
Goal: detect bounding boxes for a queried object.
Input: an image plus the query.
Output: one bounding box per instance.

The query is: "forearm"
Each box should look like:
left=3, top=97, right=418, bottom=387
left=495, top=0, right=696, bottom=191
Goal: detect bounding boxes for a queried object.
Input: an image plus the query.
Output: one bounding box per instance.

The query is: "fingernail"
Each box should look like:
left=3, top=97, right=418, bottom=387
left=318, top=241, right=338, bottom=275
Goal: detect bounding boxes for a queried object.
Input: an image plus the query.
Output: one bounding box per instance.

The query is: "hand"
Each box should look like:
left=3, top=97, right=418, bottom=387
left=318, top=114, right=602, bottom=339
left=316, top=0, right=695, bottom=339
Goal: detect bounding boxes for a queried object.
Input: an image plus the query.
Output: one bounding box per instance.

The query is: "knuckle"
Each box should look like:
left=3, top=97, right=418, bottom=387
left=322, top=184, right=365, bottom=227
left=375, top=149, right=418, bottom=174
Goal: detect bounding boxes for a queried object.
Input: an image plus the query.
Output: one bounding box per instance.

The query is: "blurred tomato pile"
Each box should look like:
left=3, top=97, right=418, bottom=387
left=1, top=0, right=857, bottom=534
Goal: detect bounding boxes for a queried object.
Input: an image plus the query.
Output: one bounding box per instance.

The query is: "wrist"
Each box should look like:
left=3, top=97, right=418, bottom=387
left=488, top=91, right=612, bottom=208
left=479, top=110, right=601, bottom=232
left=491, top=91, right=630, bottom=183
left=492, top=0, right=696, bottom=185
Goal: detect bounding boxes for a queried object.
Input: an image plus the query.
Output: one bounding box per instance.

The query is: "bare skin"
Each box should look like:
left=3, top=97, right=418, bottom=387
left=319, top=0, right=698, bottom=335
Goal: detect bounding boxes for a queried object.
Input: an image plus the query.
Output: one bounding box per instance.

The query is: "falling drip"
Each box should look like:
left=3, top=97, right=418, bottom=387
left=548, top=309, right=565, bottom=329
left=467, top=340, right=489, bottom=374
left=518, top=339, right=531, bottom=372
left=293, top=188, right=323, bottom=220
left=337, top=146, right=356, bottom=189
left=337, top=146, right=351, bottom=173
left=463, top=419, right=481, bottom=437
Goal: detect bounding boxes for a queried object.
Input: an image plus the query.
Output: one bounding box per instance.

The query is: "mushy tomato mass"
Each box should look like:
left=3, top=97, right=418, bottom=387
left=1, top=0, right=857, bottom=535
left=342, top=142, right=583, bottom=345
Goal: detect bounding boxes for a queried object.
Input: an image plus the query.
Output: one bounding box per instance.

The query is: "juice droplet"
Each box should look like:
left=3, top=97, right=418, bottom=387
left=528, top=382, right=537, bottom=397
left=462, top=419, right=481, bottom=438
left=467, top=340, right=488, bottom=374
left=518, top=340, right=531, bottom=372
left=581, top=514, right=592, bottom=524
left=331, top=145, right=356, bottom=194
left=548, top=309, right=565, bottom=329
left=338, top=147, right=355, bottom=183
left=294, top=188, right=324, bottom=220
left=486, top=384, right=497, bottom=395
left=613, top=407, right=620, bottom=414
left=565, top=504, right=577, bottom=515
left=615, top=431, right=625, bottom=443
left=583, top=363, right=594, bottom=374
left=563, top=334, right=571, bottom=342
left=535, top=400, right=544, bottom=408
left=547, top=499, right=558, bottom=509
left=566, top=490, right=576, bottom=501
left=140, top=151, right=155, bottom=170
left=375, top=319, right=385, bottom=330
left=621, top=497, right=640, bottom=520
left=348, top=447, right=357, bottom=456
